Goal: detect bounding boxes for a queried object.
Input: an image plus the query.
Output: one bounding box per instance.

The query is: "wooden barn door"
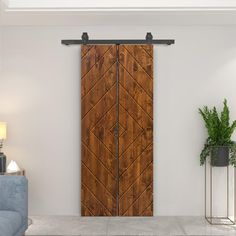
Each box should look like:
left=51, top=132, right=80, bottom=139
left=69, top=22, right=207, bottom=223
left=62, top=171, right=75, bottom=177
left=118, top=45, right=153, bottom=216
left=81, top=44, right=153, bottom=216
left=81, top=45, right=118, bottom=216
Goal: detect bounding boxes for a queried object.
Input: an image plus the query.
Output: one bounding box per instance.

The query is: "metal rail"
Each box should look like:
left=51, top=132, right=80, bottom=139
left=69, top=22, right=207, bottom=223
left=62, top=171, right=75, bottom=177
left=62, top=32, right=175, bottom=45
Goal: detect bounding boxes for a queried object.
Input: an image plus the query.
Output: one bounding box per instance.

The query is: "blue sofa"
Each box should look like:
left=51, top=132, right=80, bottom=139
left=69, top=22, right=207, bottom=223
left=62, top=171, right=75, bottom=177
left=0, top=176, right=28, bottom=236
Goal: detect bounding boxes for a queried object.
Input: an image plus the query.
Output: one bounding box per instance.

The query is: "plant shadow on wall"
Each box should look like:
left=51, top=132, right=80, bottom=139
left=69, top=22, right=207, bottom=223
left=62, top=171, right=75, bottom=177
left=199, top=99, right=236, bottom=167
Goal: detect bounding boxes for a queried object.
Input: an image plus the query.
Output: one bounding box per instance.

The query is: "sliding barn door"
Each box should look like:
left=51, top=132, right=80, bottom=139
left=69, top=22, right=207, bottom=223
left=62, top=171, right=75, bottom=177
left=81, top=44, right=153, bottom=216
left=118, top=45, right=153, bottom=216
left=81, top=45, right=118, bottom=216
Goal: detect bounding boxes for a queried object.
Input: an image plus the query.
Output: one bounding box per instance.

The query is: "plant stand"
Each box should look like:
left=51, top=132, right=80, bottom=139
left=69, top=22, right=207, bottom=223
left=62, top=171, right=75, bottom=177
left=205, top=157, right=235, bottom=225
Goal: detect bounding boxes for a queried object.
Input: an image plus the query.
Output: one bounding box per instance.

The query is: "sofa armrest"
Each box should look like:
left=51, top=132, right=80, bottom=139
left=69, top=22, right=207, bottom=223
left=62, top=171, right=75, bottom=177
left=0, top=176, right=28, bottom=224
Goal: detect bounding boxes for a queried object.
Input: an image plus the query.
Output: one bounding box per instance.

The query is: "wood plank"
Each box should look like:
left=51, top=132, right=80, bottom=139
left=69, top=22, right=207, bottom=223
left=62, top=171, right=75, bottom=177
left=119, top=161, right=153, bottom=198
left=82, top=45, right=116, bottom=97
left=83, top=133, right=116, bottom=174
left=123, top=45, right=153, bottom=78
left=81, top=203, right=94, bottom=216
left=119, top=86, right=153, bottom=130
left=81, top=45, right=94, bottom=58
left=82, top=166, right=117, bottom=216
left=119, top=45, right=153, bottom=98
left=119, top=163, right=153, bottom=216
left=81, top=45, right=117, bottom=216
left=119, top=65, right=153, bottom=117
left=141, top=202, right=153, bottom=216
left=119, top=143, right=153, bottom=180
left=82, top=64, right=116, bottom=117
left=118, top=105, right=143, bottom=155
left=141, top=45, right=153, bottom=59
left=82, top=143, right=116, bottom=196
left=118, top=45, right=153, bottom=216
left=82, top=183, right=113, bottom=216
left=81, top=45, right=111, bottom=77
left=82, top=85, right=116, bottom=143
left=123, top=183, right=153, bottom=216
left=91, top=105, right=117, bottom=156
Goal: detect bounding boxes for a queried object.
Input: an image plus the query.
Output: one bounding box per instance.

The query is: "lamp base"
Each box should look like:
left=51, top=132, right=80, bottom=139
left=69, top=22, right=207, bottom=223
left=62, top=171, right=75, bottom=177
left=0, top=152, right=6, bottom=173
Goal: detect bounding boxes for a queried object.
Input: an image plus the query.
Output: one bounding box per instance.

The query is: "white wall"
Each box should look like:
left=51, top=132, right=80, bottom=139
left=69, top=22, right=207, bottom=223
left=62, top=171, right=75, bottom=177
left=1, top=26, right=236, bottom=216
left=0, top=27, right=2, bottom=73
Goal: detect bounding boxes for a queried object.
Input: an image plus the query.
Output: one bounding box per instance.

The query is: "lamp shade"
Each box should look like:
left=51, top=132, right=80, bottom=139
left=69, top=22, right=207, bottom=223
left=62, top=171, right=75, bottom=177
left=0, top=122, right=7, bottom=140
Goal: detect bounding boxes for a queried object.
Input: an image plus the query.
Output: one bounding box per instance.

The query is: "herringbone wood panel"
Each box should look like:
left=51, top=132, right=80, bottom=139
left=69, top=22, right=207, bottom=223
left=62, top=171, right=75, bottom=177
left=118, top=45, right=153, bottom=216
left=81, top=45, right=117, bottom=216
left=81, top=44, right=153, bottom=216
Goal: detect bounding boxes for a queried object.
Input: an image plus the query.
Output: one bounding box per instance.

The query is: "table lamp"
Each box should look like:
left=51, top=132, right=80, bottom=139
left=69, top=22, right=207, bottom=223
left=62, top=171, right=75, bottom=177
left=0, top=122, right=7, bottom=173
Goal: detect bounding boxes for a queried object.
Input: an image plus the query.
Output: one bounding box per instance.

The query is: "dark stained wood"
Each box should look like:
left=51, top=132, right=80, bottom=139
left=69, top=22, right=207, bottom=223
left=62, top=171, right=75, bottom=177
left=81, top=45, right=117, bottom=216
left=82, top=64, right=116, bottom=117
left=118, top=44, right=153, bottom=216
left=141, top=45, right=153, bottom=59
left=81, top=45, right=93, bottom=58
left=123, top=45, right=153, bottom=78
left=81, top=45, right=112, bottom=77
left=118, top=45, right=153, bottom=97
left=118, top=104, right=143, bottom=155
left=81, top=44, right=153, bottom=216
left=81, top=45, right=117, bottom=98
left=119, top=65, right=153, bottom=117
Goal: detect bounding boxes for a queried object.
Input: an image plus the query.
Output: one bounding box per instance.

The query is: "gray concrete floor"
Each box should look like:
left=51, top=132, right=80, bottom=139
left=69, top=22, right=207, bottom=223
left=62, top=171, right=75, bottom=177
left=25, top=216, right=236, bottom=236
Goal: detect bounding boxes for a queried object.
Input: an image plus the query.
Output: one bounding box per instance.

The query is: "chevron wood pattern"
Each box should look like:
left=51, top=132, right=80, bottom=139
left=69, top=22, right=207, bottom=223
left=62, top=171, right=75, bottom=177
left=118, top=45, right=153, bottom=216
left=81, top=45, right=117, bottom=216
left=81, top=44, right=153, bottom=216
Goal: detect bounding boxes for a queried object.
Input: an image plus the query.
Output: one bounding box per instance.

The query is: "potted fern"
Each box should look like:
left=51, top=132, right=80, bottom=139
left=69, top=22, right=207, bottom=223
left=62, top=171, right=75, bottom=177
left=199, top=99, right=236, bottom=167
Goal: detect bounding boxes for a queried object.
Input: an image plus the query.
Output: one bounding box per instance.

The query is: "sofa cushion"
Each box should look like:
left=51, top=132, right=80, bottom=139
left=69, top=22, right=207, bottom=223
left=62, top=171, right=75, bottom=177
left=0, top=210, right=22, bottom=236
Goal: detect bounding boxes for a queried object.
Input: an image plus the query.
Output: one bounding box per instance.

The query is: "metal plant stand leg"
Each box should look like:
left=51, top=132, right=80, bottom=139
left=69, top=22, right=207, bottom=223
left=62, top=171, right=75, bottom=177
left=205, top=160, right=235, bottom=225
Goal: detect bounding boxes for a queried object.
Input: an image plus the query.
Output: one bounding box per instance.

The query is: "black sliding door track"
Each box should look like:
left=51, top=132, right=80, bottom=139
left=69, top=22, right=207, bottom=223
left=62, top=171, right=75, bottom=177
left=62, top=32, right=175, bottom=46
